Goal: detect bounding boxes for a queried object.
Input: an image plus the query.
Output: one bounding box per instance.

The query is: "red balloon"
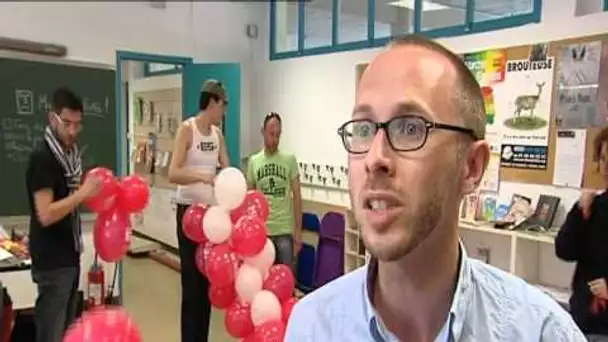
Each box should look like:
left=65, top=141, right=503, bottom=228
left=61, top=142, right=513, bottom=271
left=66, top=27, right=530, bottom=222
left=83, top=167, right=120, bottom=213
left=94, top=207, right=131, bottom=262
left=232, top=215, right=267, bottom=258
left=64, top=306, right=141, bottom=342
left=118, top=175, right=150, bottom=213
left=209, top=283, right=237, bottom=309
left=263, top=264, right=296, bottom=302
left=182, top=204, right=208, bottom=243
left=225, top=301, right=254, bottom=338
left=195, top=242, right=214, bottom=276
left=206, top=243, right=239, bottom=286
left=241, top=334, right=256, bottom=342
left=281, top=297, right=298, bottom=323
left=231, top=190, right=270, bottom=223
left=253, top=320, right=286, bottom=342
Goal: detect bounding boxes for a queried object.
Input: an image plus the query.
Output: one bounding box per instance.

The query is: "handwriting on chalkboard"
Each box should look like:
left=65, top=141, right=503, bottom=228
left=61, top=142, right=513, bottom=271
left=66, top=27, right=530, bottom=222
left=1, top=117, right=45, bottom=163
left=14, top=89, right=109, bottom=118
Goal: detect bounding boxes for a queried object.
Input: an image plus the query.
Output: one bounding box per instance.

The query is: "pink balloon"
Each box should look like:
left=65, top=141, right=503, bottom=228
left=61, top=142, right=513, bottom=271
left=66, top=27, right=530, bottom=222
left=263, top=265, right=296, bottom=303
left=94, top=207, right=131, bottom=262
left=118, top=175, right=150, bottom=213
left=182, top=204, right=208, bottom=243
left=243, top=239, right=275, bottom=277
left=225, top=301, right=254, bottom=338
left=253, top=320, right=286, bottom=342
left=250, top=290, right=282, bottom=327
left=232, top=215, right=267, bottom=258
left=64, top=307, right=141, bottom=342
left=231, top=190, right=270, bottom=223
left=206, top=243, right=240, bottom=287
left=194, top=242, right=214, bottom=276
left=235, top=264, right=263, bottom=304
left=83, top=167, right=120, bottom=213
left=281, top=297, right=298, bottom=323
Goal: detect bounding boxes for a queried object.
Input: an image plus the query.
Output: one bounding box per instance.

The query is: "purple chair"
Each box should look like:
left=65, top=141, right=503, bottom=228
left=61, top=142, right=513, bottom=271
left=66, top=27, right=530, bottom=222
left=312, top=212, right=345, bottom=288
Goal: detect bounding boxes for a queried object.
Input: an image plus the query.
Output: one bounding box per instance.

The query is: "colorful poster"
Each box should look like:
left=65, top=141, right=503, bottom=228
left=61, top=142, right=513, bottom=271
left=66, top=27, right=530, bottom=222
left=463, top=49, right=507, bottom=126
left=493, top=58, right=555, bottom=168
left=555, top=41, right=604, bottom=128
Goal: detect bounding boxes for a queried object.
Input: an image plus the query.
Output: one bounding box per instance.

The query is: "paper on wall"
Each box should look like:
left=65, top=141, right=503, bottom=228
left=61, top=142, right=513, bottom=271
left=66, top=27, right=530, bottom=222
left=480, top=131, right=501, bottom=192
left=553, top=129, right=586, bottom=188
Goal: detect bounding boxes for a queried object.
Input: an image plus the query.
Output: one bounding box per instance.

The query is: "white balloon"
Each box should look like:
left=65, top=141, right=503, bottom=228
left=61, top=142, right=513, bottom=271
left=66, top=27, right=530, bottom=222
left=235, top=264, right=263, bottom=304
left=202, top=206, right=233, bottom=244
left=250, top=290, right=282, bottom=326
left=214, top=167, right=248, bottom=210
left=243, top=238, right=275, bottom=275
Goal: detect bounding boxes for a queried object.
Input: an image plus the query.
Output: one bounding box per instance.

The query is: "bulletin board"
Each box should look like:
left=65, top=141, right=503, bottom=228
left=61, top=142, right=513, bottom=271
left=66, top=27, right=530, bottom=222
left=355, top=33, right=608, bottom=190
left=131, top=88, right=182, bottom=190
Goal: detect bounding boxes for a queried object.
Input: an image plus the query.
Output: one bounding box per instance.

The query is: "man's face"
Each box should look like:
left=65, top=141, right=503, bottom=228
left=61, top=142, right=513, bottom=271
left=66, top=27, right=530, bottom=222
left=51, top=108, right=82, bottom=148
left=349, top=46, right=486, bottom=261
left=208, top=97, right=227, bottom=125
left=263, top=118, right=281, bottom=152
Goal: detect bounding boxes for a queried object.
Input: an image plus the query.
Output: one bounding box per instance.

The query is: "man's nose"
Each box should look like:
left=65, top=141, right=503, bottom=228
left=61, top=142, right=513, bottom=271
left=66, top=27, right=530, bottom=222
left=364, top=130, right=395, bottom=176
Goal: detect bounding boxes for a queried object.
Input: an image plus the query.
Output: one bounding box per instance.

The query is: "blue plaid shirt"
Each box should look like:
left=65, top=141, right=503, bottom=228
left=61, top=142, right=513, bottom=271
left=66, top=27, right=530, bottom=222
left=285, top=243, right=585, bottom=341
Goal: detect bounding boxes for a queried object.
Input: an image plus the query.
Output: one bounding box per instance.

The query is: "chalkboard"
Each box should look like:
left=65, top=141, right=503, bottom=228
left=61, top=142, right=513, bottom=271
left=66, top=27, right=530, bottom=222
left=0, top=57, right=116, bottom=216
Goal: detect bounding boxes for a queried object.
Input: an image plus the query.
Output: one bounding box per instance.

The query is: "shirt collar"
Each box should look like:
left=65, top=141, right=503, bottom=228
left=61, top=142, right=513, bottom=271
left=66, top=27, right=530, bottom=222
left=363, top=240, right=472, bottom=341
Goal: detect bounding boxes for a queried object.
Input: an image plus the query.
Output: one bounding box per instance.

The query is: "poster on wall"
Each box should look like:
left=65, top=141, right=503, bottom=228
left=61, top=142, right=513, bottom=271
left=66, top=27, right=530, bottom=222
left=493, top=58, right=555, bottom=169
left=598, top=42, right=608, bottom=127
left=555, top=41, right=605, bottom=129
left=480, top=132, right=501, bottom=192
left=463, top=49, right=507, bottom=128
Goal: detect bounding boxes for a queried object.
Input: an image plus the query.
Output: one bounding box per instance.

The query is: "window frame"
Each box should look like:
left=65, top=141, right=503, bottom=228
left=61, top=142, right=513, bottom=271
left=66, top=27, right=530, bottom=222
left=269, top=0, right=543, bottom=60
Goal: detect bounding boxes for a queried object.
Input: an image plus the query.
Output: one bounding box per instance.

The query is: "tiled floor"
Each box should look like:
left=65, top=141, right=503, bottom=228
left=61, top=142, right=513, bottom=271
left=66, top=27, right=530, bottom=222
left=121, top=256, right=236, bottom=342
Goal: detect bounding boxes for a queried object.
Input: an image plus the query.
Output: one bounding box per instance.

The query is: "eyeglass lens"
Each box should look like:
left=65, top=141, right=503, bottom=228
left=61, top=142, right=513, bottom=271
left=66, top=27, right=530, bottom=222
left=343, top=116, right=427, bottom=153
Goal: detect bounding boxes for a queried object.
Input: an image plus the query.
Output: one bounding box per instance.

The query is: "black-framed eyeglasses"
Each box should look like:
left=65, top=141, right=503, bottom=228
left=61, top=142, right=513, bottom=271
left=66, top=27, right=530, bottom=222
left=337, top=115, right=478, bottom=154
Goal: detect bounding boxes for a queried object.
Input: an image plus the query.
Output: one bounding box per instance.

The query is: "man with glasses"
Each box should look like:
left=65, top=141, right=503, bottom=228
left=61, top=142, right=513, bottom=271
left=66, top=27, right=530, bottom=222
left=285, top=36, right=584, bottom=341
left=246, top=112, right=302, bottom=269
left=168, top=80, right=230, bottom=342
left=26, top=88, right=101, bottom=342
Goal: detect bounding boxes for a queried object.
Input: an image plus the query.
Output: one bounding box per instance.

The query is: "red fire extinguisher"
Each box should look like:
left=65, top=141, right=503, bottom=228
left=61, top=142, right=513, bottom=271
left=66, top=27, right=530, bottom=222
left=87, top=256, right=105, bottom=308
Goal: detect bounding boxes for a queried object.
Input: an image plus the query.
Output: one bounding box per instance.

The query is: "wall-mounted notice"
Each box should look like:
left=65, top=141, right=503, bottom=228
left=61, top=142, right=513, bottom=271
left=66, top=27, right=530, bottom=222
left=480, top=132, right=501, bottom=192
left=493, top=58, right=555, bottom=169
left=553, top=130, right=586, bottom=188
left=463, top=49, right=507, bottom=127
left=555, top=41, right=604, bottom=129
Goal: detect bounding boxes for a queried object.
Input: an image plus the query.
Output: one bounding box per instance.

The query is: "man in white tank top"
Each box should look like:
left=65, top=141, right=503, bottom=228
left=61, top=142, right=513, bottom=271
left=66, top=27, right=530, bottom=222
left=168, top=80, right=229, bottom=342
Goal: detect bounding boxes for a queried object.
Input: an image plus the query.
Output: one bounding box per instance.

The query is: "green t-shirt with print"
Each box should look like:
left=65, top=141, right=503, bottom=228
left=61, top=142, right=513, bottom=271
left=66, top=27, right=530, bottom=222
left=246, top=150, right=298, bottom=236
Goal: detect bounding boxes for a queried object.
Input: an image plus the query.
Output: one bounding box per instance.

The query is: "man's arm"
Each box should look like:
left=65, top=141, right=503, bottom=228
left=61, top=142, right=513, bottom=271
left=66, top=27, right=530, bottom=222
left=30, top=154, right=89, bottom=227
left=246, top=156, right=256, bottom=190
left=217, top=129, right=230, bottom=169
left=290, top=155, right=302, bottom=247
left=168, top=122, right=213, bottom=185
left=554, top=202, right=587, bottom=262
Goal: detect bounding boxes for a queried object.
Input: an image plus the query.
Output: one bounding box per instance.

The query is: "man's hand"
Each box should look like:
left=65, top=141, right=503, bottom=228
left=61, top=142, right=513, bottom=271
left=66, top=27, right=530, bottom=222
left=79, top=175, right=102, bottom=199
left=579, top=189, right=596, bottom=220
left=293, top=237, right=302, bottom=258
left=589, top=278, right=608, bottom=299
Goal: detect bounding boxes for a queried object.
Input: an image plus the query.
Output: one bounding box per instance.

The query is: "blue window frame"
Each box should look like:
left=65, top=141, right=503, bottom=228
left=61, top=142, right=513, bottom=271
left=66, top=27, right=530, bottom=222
left=605, top=0, right=608, bottom=11
left=269, top=0, right=543, bottom=60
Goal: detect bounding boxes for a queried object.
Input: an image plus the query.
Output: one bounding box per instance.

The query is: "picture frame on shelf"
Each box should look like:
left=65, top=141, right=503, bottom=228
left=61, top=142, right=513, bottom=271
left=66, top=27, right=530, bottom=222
left=530, top=195, right=561, bottom=229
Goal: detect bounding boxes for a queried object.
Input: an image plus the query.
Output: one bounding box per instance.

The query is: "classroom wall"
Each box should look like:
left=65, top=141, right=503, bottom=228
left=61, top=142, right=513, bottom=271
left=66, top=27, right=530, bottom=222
left=0, top=1, right=266, bottom=158
left=253, top=0, right=608, bottom=226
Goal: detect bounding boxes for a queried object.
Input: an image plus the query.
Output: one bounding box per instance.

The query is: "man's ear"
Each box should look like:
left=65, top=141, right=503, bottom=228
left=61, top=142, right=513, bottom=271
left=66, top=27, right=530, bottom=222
left=48, top=111, right=59, bottom=126
left=462, top=140, right=490, bottom=194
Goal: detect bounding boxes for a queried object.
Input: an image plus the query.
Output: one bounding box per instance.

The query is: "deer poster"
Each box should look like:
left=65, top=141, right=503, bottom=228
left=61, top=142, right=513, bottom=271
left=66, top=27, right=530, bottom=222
left=493, top=58, right=555, bottom=169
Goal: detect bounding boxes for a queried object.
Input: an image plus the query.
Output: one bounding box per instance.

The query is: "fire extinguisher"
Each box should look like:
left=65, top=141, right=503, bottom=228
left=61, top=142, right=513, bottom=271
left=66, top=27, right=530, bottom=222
left=87, top=255, right=105, bottom=308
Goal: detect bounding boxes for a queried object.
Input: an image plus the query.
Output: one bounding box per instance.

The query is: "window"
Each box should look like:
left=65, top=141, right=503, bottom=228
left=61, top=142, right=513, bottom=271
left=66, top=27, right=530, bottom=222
left=273, top=1, right=299, bottom=53
left=575, top=0, right=606, bottom=16
left=304, top=0, right=333, bottom=49
left=269, top=0, right=543, bottom=60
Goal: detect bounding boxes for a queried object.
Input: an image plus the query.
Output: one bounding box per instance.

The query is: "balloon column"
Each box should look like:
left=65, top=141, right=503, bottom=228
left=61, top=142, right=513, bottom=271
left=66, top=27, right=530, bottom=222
left=84, top=167, right=150, bottom=263
left=183, top=167, right=298, bottom=341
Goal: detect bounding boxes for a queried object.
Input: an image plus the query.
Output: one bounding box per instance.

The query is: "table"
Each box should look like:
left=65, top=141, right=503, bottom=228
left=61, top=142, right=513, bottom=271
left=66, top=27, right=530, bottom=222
left=0, top=256, right=34, bottom=311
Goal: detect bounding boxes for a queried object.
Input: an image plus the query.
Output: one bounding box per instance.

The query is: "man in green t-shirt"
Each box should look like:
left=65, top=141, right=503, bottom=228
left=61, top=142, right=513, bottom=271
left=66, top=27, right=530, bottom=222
left=246, top=112, right=302, bottom=269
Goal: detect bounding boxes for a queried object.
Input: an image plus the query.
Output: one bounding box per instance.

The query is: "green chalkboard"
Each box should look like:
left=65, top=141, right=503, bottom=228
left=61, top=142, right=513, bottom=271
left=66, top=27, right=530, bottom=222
left=0, top=57, right=116, bottom=216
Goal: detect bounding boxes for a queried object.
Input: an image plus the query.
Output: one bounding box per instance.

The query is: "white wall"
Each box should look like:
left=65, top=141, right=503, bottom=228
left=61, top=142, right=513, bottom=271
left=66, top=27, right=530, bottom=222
left=254, top=0, right=608, bottom=226
left=0, top=1, right=265, bottom=157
